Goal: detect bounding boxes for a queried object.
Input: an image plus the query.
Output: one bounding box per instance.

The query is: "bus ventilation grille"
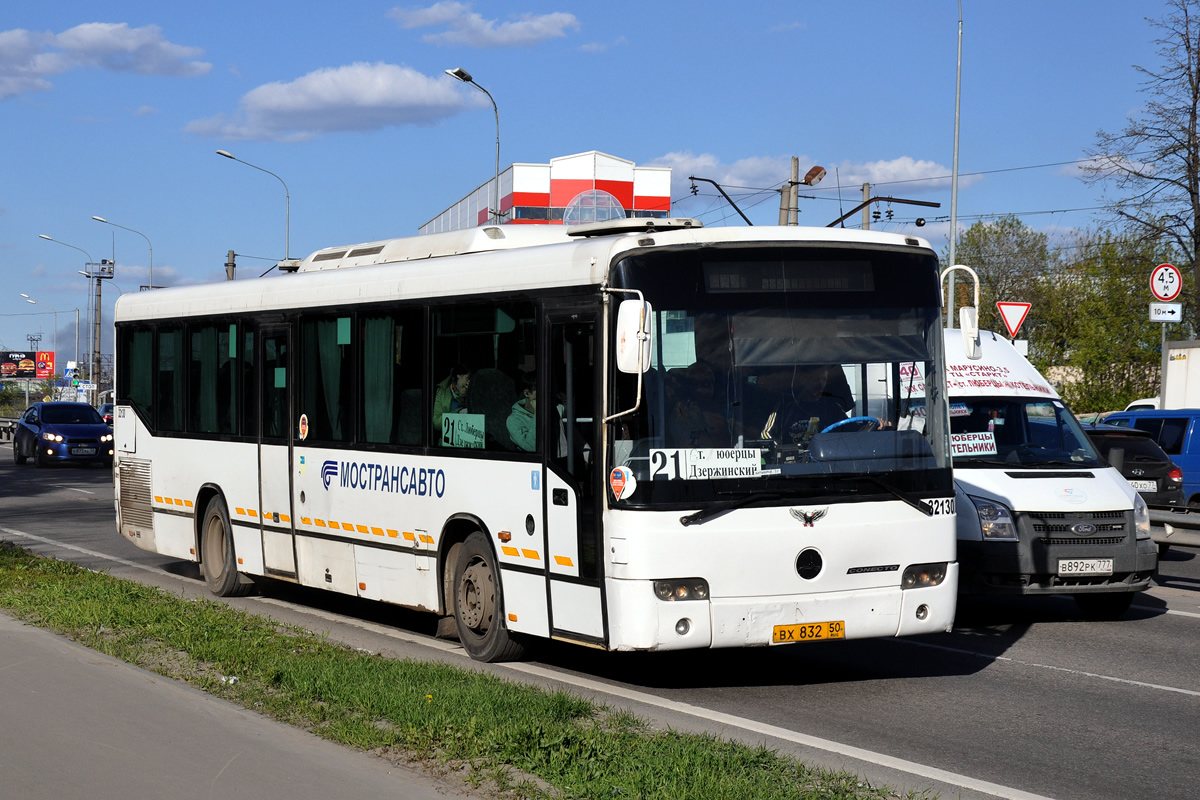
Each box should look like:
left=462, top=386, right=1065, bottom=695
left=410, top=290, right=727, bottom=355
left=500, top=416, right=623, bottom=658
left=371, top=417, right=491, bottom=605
left=118, top=458, right=154, bottom=529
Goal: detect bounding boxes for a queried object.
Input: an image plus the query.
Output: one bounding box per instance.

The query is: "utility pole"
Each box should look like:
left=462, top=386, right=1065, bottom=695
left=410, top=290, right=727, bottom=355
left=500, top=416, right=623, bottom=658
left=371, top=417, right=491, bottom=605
left=226, top=250, right=237, bottom=281
left=861, top=184, right=871, bottom=230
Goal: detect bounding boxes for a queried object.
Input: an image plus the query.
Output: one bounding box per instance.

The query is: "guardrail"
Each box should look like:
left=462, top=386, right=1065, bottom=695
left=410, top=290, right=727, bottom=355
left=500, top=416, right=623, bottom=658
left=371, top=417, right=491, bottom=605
left=0, top=418, right=15, bottom=441
left=1150, top=506, right=1200, bottom=550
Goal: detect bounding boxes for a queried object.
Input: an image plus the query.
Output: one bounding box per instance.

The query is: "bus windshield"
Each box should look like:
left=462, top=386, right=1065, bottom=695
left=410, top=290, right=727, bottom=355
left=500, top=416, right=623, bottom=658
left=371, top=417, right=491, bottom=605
left=609, top=244, right=952, bottom=506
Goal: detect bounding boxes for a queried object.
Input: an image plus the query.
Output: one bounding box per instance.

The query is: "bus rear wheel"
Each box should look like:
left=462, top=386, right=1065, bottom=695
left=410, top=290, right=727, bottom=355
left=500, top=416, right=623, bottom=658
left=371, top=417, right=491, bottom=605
left=201, top=497, right=253, bottom=598
left=453, top=532, right=525, bottom=662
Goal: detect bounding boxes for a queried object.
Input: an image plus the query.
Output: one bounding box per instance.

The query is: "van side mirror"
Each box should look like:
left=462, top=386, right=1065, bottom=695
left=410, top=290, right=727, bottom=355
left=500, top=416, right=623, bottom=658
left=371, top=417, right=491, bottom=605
left=959, top=306, right=981, bottom=360
left=615, top=299, right=652, bottom=374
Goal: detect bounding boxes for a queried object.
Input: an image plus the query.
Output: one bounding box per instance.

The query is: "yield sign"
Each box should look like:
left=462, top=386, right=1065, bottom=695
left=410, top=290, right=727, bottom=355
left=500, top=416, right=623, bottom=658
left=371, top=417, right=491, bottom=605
left=996, top=302, right=1031, bottom=338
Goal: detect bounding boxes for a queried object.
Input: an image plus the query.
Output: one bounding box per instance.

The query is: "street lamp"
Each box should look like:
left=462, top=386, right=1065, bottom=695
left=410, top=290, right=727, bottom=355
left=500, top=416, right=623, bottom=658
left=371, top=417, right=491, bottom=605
left=92, top=216, right=153, bottom=290
left=445, top=67, right=501, bottom=224
left=39, top=233, right=103, bottom=404
left=216, top=150, right=291, bottom=261
left=19, top=294, right=61, bottom=367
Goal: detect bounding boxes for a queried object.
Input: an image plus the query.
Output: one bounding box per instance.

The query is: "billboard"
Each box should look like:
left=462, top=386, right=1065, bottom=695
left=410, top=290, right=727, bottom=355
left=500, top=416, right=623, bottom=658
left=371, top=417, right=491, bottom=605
left=1, top=351, right=54, bottom=379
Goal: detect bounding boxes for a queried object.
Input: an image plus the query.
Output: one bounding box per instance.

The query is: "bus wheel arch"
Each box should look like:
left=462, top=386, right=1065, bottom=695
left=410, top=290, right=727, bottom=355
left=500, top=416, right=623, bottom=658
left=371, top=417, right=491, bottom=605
left=440, top=518, right=525, bottom=662
left=199, top=490, right=253, bottom=598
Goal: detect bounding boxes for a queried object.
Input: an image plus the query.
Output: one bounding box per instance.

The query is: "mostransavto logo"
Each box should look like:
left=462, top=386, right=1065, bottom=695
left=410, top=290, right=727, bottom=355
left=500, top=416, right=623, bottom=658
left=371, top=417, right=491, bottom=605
left=321, top=460, right=338, bottom=489
left=322, top=458, right=447, bottom=498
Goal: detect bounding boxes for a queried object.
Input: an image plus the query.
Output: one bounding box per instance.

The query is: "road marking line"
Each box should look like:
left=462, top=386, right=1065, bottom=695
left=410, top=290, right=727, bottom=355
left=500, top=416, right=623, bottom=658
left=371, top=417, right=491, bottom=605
left=903, top=638, right=1200, bottom=697
left=48, top=485, right=96, bottom=495
left=499, top=660, right=1053, bottom=800
left=0, top=527, right=157, bottom=574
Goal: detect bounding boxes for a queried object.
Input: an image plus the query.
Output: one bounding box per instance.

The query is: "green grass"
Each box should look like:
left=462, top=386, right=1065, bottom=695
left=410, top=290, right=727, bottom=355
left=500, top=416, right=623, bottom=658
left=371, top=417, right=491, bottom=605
left=0, top=541, right=928, bottom=799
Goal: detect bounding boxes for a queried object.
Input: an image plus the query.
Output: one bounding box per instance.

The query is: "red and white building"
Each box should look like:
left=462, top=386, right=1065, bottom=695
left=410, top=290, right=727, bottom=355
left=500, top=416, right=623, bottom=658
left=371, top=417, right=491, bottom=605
left=419, top=150, right=672, bottom=234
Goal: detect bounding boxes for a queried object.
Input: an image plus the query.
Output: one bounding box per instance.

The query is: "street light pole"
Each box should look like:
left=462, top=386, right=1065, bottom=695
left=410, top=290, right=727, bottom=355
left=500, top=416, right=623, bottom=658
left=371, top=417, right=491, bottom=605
left=446, top=68, right=501, bottom=224
left=39, top=234, right=101, bottom=404
left=19, top=295, right=58, bottom=376
left=92, top=216, right=153, bottom=290
left=216, top=150, right=290, bottom=261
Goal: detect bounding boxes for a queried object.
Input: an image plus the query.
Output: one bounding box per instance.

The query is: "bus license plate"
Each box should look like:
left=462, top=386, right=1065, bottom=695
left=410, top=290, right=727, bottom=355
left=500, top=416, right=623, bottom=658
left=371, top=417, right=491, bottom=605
left=71, top=447, right=96, bottom=456
left=772, top=621, right=845, bottom=644
left=1128, top=479, right=1157, bottom=492
left=1058, top=558, right=1113, bottom=576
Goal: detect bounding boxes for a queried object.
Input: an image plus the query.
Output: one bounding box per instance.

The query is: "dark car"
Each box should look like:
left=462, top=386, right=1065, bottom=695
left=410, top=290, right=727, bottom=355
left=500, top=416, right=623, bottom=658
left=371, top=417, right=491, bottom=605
left=97, top=402, right=114, bottom=426
left=1083, top=423, right=1184, bottom=507
left=12, top=402, right=114, bottom=467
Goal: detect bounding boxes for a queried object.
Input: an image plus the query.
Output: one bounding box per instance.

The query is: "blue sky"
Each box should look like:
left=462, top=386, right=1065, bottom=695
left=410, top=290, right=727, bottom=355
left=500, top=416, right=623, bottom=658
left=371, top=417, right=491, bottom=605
left=0, top=1, right=1165, bottom=360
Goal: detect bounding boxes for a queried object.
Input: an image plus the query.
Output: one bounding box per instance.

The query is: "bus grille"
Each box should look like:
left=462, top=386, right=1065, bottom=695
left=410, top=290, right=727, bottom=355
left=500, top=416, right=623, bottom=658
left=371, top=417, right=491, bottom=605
left=118, top=458, right=154, bottom=529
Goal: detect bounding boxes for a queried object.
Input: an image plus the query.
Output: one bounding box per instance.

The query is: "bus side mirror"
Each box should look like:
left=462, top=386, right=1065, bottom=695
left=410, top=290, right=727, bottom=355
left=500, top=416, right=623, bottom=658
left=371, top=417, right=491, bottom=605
left=959, top=306, right=981, bottom=360
left=615, top=299, right=652, bottom=374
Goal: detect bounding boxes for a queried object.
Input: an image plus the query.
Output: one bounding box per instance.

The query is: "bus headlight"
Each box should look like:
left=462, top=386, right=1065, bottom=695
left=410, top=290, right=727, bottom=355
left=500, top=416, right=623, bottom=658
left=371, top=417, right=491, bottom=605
left=1133, top=492, right=1151, bottom=540
left=969, top=495, right=1018, bottom=541
left=653, top=579, right=709, bottom=601
left=902, top=562, right=947, bottom=589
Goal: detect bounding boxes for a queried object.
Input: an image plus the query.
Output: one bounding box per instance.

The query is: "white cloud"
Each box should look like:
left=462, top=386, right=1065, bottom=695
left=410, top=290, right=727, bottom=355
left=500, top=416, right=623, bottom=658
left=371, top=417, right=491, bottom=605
left=186, top=62, right=473, bottom=142
left=0, top=22, right=210, bottom=99
left=388, top=2, right=579, bottom=47
left=132, top=105, right=157, bottom=116
left=580, top=36, right=627, bottom=54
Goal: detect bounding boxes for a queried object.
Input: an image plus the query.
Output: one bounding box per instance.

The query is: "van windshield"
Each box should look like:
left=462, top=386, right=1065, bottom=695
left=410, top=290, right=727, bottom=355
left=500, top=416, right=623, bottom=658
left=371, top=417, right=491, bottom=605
left=946, top=396, right=1103, bottom=468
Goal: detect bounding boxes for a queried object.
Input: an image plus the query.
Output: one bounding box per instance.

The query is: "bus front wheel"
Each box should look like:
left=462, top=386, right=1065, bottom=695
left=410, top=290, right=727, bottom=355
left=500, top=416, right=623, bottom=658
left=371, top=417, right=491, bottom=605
left=201, top=497, right=253, bottom=598
left=453, top=532, right=525, bottom=662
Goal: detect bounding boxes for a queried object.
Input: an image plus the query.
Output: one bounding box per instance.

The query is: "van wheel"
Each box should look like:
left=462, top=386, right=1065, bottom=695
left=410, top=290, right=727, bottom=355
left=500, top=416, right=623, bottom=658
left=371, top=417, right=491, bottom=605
left=201, top=497, right=253, bottom=598
left=1075, top=592, right=1133, bottom=619
left=453, top=532, right=525, bottom=662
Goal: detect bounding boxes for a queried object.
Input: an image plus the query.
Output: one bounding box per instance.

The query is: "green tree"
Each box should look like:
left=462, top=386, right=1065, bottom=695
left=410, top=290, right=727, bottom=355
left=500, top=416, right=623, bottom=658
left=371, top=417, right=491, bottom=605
left=1084, top=0, right=1200, bottom=316
left=1034, top=231, right=1183, bottom=412
left=943, top=215, right=1054, bottom=335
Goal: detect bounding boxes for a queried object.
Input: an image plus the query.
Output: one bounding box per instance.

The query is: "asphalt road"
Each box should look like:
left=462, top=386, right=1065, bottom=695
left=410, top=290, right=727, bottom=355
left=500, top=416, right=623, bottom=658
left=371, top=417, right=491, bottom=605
left=2, top=445, right=1197, bottom=800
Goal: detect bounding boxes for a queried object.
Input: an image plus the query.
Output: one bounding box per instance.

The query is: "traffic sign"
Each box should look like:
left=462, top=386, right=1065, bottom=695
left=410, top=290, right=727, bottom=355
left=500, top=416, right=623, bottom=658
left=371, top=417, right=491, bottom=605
left=1151, top=263, right=1182, bottom=302
left=996, top=301, right=1032, bottom=338
left=1151, top=302, right=1183, bottom=322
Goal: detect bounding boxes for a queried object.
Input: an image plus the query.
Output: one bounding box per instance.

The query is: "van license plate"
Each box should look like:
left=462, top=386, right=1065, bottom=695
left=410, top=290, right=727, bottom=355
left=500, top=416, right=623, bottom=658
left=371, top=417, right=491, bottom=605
left=1128, top=479, right=1157, bottom=492
left=772, top=621, right=845, bottom=643
left=1057, top=558, right=1113, bottom=576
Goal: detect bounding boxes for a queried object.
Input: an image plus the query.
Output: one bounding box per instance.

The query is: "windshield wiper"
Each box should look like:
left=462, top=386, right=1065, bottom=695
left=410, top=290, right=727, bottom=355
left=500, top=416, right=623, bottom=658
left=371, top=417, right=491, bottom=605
left=680, top=493, right=781, bottom=527
left=831, top=474, right=933, bottom=516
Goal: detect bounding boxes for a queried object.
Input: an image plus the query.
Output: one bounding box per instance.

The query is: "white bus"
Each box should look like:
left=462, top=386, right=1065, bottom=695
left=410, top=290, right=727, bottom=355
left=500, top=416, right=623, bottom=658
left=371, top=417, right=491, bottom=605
left=113, top=218, right=958, bottom=662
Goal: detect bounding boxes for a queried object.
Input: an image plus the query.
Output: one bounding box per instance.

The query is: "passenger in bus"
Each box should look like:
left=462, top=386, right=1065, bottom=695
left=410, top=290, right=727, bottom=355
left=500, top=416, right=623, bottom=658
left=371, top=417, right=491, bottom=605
left=507, top=372, right=569, bottom=456
left=747, top=364, right=847, bottom=445
left=433, top=364, right=471, bottom=432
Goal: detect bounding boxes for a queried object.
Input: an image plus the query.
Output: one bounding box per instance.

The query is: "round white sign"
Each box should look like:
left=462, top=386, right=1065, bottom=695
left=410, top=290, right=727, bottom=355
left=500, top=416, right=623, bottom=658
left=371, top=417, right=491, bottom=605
left=1151, top=263, right=1182, bottom=302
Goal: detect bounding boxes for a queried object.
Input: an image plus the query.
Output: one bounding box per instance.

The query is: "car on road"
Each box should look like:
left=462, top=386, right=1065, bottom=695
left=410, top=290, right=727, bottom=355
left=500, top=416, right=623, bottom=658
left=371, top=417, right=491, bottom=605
left=97, top=403, right=113, bottom=426
left=1083, top=423, right=1184, bottom=508
left=12, top=401, right=114, bottom=467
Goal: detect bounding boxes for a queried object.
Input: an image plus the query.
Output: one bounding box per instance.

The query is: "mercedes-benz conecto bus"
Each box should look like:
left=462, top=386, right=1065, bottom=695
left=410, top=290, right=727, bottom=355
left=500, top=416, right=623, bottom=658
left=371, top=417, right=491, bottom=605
left=113, top=218, right=958, bottom=662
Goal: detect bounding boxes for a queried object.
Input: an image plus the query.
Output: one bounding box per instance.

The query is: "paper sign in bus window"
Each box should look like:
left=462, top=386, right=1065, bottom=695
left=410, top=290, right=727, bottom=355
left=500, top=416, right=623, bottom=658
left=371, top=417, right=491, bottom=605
left=950, top=431, right=997, bottom=456
left=649, top=448, right=763, bottom=480
left=442, top=412, right=485, bottom=448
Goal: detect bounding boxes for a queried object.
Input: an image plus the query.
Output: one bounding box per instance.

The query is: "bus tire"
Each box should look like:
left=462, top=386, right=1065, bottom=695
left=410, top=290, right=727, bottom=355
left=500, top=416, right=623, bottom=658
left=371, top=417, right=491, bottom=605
left=452, top=532, right=525, bottom=662
left=1074, top=592, right=1133, bottom=619
left=201, top=497, right=253, bottom=598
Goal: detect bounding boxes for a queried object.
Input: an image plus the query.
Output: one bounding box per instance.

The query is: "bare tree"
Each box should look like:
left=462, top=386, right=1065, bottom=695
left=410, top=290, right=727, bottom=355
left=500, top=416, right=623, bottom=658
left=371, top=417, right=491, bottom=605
left=1083, top=0, right=1200, bottom=294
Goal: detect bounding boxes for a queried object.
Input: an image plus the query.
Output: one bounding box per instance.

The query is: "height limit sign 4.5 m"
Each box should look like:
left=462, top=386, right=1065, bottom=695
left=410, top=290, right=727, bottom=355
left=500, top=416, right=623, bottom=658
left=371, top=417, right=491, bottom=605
left=1151, top=263, right=1182, bottom=302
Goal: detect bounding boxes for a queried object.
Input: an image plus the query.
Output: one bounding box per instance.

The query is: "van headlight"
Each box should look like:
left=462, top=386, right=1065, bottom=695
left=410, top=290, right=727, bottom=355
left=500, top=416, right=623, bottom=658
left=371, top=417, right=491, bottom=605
left=969, top=495, right=1018, bottom=541
left=1133, top=492, right=1151, bottom=540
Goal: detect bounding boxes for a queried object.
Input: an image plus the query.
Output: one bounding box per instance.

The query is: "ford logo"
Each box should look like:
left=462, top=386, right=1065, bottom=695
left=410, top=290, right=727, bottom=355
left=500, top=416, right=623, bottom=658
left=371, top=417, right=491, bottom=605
left=1071, top=523, right=1098, bottom=536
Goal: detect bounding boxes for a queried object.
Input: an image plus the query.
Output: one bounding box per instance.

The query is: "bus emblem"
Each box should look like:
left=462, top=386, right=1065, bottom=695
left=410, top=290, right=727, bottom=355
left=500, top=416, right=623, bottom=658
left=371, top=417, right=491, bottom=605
left=790, top=508, right=828, bottom=527
left=321, top=460, right=338, bottom=489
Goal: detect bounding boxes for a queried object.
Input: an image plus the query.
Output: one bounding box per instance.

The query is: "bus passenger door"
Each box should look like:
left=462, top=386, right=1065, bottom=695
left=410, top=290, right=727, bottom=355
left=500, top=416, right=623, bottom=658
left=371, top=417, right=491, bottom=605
left=544, top=307, right=604, bottom=644
left=259, top=326, right=297, bottom=578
